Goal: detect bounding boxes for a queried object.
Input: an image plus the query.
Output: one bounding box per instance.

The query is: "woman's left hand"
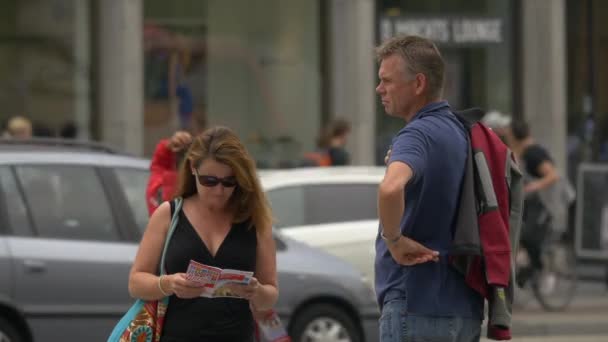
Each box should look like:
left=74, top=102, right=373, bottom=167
left=228, top=277, right=261, bottom=300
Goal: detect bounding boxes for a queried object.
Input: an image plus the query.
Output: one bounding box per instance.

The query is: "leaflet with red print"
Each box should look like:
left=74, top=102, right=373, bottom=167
left=185, top=260, right=253, bottom=298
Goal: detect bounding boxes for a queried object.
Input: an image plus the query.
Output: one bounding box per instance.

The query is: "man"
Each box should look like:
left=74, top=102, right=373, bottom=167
left=375, top=35, right=483, bottom=341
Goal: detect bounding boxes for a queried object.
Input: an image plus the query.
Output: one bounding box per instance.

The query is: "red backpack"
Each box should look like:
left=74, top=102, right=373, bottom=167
left=451, top=109, right=524, bottom=340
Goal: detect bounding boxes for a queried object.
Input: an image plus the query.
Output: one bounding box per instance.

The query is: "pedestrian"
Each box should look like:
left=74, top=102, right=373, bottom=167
left=302, top=118, right=352, bottom=167
left=145, top=115, right=282, bottom=340
left=0, top=118, right=8, bottom=138
left=59, top=121, right=78, bottom=139
left=5, top=116, right=33, bottom=139
left=146, top=114, right=206, bottom=215
left=317, top=118, right=352, bottom=166
left=32, top=121, right=54, bottom=138
left=375, top=35, right=484, bottom=341
left=129, top=126, right=278, bottom=341
left=481, top=110, right=511, bottom=142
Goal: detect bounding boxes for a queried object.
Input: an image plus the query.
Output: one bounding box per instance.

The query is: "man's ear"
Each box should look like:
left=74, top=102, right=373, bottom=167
left=414, top=73, right=427, bottom=96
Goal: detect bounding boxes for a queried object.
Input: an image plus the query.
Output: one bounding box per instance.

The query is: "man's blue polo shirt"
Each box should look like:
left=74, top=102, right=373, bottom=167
left=374, top=101, right=483, bottom=319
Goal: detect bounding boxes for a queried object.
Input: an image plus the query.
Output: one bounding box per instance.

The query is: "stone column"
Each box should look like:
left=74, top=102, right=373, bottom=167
left=329, top=0, right=376, bottom=165
left=98, top=0, right=143, bottom=155
left=522, top=0, right=567, bottom=171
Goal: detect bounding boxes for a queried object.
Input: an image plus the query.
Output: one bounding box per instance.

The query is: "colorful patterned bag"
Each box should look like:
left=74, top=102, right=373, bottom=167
left=107, top=198, right=183, bottom=342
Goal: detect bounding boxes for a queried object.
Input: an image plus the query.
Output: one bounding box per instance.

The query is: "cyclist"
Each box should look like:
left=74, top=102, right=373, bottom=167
left=505, top=120, right=564, bottom=288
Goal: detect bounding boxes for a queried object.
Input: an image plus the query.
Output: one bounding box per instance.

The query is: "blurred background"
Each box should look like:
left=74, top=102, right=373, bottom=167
left=3, top=0, right=607, bottom=171
left=1, top=1, right=608, bottom=341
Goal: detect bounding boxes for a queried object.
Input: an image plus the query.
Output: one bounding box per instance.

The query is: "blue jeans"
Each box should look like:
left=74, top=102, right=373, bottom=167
left=379, top=291, right=481, bottom=342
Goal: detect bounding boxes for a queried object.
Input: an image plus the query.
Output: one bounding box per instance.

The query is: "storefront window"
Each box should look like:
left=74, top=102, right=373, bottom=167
left=0, top=0, right=92, bottom=139
left=567, top=0, right=608, bottom=168
left=375, top=0, right=515, bottom=164
left=143, top=0, right=322, bottom=167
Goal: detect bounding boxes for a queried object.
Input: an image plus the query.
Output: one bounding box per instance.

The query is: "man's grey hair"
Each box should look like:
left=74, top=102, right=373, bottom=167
left=376, top=35, right=445, bottom=100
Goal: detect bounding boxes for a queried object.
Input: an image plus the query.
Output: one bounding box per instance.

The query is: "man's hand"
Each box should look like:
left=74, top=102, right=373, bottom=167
left=387, top=236, right=439, bottom=266
left=167, top=131, right=193, bottom=153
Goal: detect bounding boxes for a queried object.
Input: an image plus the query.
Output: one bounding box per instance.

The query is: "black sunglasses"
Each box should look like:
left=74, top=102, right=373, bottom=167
left=194, top=170, right=238, bottom=188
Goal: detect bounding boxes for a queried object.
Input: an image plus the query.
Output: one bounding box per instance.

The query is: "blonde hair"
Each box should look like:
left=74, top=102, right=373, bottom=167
left=175, top=126, right=273, bottom=233
left=7, top=116, right=32, bottom=137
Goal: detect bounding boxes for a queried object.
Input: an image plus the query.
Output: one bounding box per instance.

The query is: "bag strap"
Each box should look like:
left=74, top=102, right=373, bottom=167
left=159, top=197, right=183, bottom=276
left=453, top=107, right=484, bottom=131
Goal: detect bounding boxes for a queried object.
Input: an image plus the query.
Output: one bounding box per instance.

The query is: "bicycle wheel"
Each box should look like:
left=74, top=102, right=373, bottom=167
left=513, top=248, right=535, bottom=310
left=532, top=241, right=578, bottom=311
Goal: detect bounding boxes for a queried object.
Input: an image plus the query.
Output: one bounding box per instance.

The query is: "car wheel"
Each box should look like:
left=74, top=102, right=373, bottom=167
left=0, top=317, right=23, bottom=342
left=290, top=303, right=361, bottom=342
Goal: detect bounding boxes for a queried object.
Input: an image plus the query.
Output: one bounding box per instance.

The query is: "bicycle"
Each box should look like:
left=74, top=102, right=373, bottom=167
left=515, top=197, right=578, bottom=311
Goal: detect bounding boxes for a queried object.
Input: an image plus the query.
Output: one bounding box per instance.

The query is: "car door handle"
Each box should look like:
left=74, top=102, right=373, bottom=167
left=23, top=260, right=47, bottom=273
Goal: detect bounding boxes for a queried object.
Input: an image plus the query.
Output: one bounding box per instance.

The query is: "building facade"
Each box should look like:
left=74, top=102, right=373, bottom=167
left=4, top=0, right=599, bottom=175
left=374, top=0, right=519, bottom=164
left=566, top=0, right=608, bottom=172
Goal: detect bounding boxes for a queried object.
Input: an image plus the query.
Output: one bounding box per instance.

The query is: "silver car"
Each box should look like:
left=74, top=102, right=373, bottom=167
left=0, top=139, right=379, bottom=342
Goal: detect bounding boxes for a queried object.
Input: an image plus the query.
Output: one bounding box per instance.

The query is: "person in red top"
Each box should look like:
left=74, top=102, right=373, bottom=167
left=147, top=114, right=206, bottom=215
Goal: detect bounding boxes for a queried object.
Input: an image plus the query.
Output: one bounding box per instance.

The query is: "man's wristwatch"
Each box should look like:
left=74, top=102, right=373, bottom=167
left=380, top=230, right=401, bottom=245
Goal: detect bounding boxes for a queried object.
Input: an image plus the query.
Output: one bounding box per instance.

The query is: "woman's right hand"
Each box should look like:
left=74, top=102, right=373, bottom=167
left=165, top=273, right=203, bottom=299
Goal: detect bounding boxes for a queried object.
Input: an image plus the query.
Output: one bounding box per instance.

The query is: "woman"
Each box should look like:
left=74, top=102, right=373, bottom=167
left=319, top=118, right=351, bottom=166
left=129, top=126, right=278, bottom=342
left=304, top=118, right=351, bottom=166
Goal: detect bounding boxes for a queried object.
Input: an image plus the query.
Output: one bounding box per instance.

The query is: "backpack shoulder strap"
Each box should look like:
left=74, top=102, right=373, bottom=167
left=159, top=197, right=183, bottom=275
left=454, top=107, right=485, bottom=131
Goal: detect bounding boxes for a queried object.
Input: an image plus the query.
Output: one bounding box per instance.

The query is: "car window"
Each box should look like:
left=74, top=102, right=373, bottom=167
left=16, top=165, right=120, bottom=241
left=0, top=166, right=33, bottom=236
left=305, top=183, right=378, bottom=225
left=266, top=186, right=305, bottom=228
left=113, top=168, right=150, bottom=234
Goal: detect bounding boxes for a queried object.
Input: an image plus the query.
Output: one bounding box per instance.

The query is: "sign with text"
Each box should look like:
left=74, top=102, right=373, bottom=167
left=380, top=17, right=504, bottom=45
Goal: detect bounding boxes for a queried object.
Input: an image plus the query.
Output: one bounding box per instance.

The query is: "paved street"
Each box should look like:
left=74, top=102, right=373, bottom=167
left=482, top=280, right=608, bottom=342
left=485, top=337, right=608, bottom=342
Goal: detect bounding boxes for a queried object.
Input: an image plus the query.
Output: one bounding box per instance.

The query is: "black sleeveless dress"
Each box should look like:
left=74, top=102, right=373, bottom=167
left=160, top=201, right=257, bottom=342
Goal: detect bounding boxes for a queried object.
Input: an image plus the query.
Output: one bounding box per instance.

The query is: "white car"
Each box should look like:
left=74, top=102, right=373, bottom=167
left=260, top=166, right=384, bottom=288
